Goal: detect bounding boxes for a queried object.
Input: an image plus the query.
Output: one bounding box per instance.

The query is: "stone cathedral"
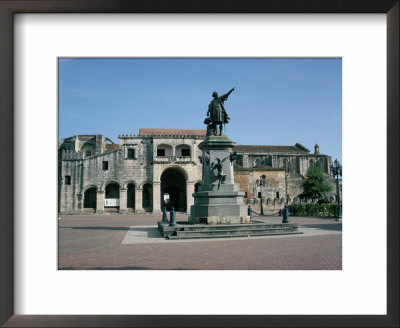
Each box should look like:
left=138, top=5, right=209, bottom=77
left=58, top=128, right=337, bottom=215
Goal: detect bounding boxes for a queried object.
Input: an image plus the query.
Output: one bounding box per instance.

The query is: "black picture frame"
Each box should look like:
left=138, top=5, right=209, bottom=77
left=0, top=1, right=398, bottom=327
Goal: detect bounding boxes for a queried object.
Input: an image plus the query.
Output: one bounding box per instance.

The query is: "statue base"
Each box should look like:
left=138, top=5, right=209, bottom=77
left=189, top=135, right=249, bottom=225
left=188, top=215, right=250, bottom=225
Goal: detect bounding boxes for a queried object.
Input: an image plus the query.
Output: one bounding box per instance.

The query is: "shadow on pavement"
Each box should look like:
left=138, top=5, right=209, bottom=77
left=59, top=266, right=187, bottom=270
left=60, top=226, right=130, bottom=231
left=299, top=223, right=342, bottom=231
left=128, top=227, right=162, bottom=239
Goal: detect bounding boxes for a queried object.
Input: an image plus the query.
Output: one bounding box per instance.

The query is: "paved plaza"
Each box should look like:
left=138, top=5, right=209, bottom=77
left=58, top=214, right=342, bottom=270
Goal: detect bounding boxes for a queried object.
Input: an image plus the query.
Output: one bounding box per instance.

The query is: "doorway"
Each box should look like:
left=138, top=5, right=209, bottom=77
left=160, top=167, right=187, bottom=212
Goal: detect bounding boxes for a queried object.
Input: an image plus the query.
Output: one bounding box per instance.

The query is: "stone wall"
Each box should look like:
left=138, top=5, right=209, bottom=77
left=59, top=133, right=338, bottom=215
left=235, top=150, right=332, bottom=176
left=233, top=168, right=338, bottom=214
left=59, top=134, right=203, bottom=214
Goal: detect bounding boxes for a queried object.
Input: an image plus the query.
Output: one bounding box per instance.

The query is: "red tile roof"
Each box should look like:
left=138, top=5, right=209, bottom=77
left=139, top=128, right=207, bottom=136
left=233, top=144, right=309, bottom=153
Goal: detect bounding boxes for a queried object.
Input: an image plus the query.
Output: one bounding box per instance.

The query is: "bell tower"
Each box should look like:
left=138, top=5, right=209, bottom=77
left=314, top=143, right=320, bottom=155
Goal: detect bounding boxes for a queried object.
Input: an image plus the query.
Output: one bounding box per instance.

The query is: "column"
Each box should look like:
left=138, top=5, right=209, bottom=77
left=242, top=154, right=249, bottom=168
left=96, top=191, right=104, bottom=213
left=186, top=181, right=195, bottom=213
left=135, top=188, right=143, bottom=213
left=152, top=182, right=161, bottom=213
left=77, top=193, right=83, bottom=213
left=119, top=188, right=127, bottom=213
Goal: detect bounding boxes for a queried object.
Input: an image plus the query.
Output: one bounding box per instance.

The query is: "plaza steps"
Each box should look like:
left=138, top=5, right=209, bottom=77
left=161, top=222, right=302, bottom=240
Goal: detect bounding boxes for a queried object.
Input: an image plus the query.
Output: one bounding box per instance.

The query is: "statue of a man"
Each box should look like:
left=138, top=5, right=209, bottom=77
left=206, top=88, right=235, bottom=136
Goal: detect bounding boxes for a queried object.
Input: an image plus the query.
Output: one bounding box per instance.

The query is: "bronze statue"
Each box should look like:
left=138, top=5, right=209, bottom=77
left=206, top=88, right=235, bottom=136
left=211, top=156, right=228, bottom=189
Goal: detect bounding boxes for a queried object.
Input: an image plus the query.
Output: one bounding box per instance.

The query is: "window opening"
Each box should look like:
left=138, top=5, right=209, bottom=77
left=181, top=148, right=190, bottom=157
left=127, top=149, right=135, bottom=159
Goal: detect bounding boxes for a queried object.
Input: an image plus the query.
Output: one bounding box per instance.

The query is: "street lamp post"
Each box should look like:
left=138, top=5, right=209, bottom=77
left=256, top=174, right=266, bottom=216
left=331, top=159, right=342, bottom=221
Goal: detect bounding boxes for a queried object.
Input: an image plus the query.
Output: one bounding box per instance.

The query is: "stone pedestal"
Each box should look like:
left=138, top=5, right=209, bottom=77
left=189, top=135, right=249, bottom=224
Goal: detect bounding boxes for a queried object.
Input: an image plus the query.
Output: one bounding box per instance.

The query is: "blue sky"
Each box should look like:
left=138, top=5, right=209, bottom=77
left=59, top=58, right=342, bottom=162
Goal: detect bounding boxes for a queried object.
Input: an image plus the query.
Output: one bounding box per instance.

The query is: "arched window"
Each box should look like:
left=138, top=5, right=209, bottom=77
left=156, top=144, right=172, bottom=157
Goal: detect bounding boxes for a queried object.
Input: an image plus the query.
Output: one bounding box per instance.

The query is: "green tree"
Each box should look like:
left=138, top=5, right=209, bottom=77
left=300, top=166, right=331, bottom=202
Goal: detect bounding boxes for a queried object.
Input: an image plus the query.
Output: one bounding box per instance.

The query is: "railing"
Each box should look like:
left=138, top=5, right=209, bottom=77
left=175, top=156, right=192, bottom=162
left=154, top=156, right=192, bottom=163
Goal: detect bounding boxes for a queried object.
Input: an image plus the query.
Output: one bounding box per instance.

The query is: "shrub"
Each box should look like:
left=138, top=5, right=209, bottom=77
left=325, top=203, right=338, bottom=217
left=290, top=203, right=307, bottom=216
left=306, top=203, right=320, bottom=216
left=290, top=202, right=338, bottom=217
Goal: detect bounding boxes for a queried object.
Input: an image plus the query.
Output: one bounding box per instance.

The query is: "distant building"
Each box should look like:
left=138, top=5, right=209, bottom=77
left=58, top=129, right=337, bottom=214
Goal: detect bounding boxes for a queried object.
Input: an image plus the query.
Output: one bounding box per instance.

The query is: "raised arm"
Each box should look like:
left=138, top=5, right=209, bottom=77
left=220, top=87, right=235, bottom=101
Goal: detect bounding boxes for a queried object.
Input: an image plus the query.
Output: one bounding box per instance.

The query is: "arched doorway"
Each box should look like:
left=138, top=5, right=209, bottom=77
left=105, top=182, right=119, bottom=212
left=142, top=183, right=153, bottom=212
left=83, top=187, right=97, bottom=211
left=127, top=183, right=135, bottom=211
left=161, top=167, right=187, bottom=212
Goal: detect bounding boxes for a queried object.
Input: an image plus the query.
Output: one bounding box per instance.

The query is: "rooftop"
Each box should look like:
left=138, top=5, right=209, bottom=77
left=139, top=128, right=207, bottom=136
left=76, top=135, right=96, bottom=140
left=233, top=144, right=310, bottom=154
left=104, top=144, right=119, bottom=152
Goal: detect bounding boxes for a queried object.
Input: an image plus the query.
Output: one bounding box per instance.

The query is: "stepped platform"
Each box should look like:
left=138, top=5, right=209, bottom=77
left=157, top=220, right=302, bottom=240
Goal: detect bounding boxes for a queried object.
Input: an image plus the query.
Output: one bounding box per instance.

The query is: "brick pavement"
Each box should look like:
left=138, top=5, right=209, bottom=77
left=58, top=213, right=341, bottom=270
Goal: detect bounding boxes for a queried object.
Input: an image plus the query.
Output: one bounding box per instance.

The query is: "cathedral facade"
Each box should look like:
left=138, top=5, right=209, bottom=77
left=58, top=128, right=336, bottom=215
